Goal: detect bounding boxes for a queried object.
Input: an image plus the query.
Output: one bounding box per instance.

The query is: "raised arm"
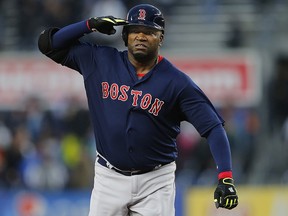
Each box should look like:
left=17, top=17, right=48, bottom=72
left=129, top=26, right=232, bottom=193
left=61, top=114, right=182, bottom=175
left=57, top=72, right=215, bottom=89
left=38, top=17, right=128, bottom=63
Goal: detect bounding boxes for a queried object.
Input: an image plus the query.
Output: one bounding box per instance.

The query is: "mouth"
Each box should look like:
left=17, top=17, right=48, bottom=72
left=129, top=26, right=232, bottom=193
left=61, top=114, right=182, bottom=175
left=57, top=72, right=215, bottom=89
left=135, top=43, right=147, bottom=50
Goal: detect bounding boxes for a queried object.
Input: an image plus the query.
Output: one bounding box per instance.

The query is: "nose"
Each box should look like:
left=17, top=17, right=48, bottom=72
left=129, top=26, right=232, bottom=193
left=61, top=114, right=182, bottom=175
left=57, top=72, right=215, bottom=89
left=135, top=32, right=147, bottom=40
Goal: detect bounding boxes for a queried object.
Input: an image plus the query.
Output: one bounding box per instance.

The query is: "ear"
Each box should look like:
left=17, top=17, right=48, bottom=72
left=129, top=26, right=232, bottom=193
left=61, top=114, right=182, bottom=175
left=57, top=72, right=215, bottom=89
left=159, top=34, right=164, bottom=46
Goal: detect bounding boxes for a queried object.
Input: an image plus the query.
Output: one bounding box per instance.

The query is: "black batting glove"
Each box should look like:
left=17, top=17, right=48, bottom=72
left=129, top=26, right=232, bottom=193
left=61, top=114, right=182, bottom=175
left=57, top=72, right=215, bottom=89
left=214, top=178, right=238, bottom=210
left=88, top=16, right=128, bottom=35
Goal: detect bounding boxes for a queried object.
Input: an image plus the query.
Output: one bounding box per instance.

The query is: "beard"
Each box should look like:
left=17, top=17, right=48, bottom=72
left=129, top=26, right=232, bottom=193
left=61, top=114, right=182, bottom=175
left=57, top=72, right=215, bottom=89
left=132, top=49, right=157, bottom=63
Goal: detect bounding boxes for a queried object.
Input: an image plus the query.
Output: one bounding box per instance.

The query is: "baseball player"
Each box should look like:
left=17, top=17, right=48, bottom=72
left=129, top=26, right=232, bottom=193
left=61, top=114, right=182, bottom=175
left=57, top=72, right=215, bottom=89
left=38, top=4, right=238, bottom=216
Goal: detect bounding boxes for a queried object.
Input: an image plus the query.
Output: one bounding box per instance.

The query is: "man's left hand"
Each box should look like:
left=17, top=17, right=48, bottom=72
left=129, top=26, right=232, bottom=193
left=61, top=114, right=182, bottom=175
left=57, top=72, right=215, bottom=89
left=214, top=177, right=238, bottom=210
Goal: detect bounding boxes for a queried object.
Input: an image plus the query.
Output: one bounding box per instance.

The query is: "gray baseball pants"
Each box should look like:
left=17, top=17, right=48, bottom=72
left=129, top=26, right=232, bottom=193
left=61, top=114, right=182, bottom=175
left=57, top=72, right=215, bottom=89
left=88, top=159, right=176, bottom=216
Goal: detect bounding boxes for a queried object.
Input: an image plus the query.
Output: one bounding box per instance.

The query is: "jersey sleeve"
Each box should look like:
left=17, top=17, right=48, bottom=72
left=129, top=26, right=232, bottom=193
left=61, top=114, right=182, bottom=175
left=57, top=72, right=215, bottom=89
left=61, top=42, right=96, bottom=77
left=178, top=76, right=224, bottom=136
left=61, top=44, right=122, bottom=80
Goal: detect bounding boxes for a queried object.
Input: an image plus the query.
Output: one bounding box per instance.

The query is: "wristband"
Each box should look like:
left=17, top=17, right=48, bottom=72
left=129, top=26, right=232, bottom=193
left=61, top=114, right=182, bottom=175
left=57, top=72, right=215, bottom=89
left=86, top=20, right=92, bottom=31
left=218, top=171, right=233, bottom=179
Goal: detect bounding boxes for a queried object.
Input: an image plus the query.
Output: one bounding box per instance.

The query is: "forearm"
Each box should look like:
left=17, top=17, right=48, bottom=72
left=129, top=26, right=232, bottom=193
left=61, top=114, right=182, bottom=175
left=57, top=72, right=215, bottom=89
left=206, top=124, right=233, bottom=179
left=52, top=20, right=92, bottom=49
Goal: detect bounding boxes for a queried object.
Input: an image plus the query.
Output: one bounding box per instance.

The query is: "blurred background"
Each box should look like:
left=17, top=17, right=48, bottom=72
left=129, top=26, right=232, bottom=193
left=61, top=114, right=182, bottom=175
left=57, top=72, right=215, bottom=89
left=0, top=0, right=288, bottom=215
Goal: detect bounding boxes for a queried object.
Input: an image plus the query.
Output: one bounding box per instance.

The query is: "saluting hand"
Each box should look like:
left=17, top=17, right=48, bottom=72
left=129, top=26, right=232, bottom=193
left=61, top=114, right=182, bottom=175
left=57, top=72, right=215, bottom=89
left=88, top=16, right=129, bottom=35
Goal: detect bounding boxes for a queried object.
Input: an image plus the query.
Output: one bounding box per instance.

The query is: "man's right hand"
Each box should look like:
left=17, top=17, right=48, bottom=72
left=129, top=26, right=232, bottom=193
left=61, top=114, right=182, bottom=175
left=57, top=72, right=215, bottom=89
left=88, top=16, right=129, bottom=35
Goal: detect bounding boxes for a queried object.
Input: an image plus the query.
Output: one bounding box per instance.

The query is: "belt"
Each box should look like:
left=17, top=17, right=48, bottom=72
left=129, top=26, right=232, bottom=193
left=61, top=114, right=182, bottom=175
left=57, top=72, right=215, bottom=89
left=97, top=155, right=164, bottom=176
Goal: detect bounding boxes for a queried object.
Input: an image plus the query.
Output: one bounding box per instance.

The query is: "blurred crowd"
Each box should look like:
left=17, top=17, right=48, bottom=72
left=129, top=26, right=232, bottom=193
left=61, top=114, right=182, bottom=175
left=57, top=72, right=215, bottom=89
left=0, top=0, right=176, bottom=51
left=268, top=54, right=288, bottom=132
left=0, top=96, right=96, bottom=190
left=0, top=0, right=282, bottom=51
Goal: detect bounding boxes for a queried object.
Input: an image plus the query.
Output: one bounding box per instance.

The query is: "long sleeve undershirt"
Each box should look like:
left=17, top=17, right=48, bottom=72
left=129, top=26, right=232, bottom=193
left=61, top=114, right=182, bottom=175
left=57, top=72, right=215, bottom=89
left=206, top=124, right=232, bottom=173
left=52, top=20, right=91, bottom=49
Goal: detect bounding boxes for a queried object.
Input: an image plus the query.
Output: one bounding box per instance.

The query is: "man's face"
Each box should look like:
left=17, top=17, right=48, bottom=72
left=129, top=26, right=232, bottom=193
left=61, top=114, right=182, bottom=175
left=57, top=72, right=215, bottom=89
left=127, top=25, right=163, bottom=62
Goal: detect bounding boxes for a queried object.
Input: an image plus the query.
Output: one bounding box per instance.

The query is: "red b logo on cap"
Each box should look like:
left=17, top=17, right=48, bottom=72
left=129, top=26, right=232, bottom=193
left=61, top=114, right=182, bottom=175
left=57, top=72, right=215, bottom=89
left=138, top=9, right=146, bottom=20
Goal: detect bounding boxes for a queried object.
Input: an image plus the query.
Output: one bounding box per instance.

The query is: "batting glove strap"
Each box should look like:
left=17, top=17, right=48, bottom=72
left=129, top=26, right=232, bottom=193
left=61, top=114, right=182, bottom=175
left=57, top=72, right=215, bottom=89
left=87, top=16, right=128, bottom=35
left=214, top=178, right=238, bottom=210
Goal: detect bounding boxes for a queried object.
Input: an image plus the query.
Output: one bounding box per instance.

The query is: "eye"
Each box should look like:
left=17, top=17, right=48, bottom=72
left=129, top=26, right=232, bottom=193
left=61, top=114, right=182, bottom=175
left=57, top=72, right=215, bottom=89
left=145, top=31, right=155, bottom=35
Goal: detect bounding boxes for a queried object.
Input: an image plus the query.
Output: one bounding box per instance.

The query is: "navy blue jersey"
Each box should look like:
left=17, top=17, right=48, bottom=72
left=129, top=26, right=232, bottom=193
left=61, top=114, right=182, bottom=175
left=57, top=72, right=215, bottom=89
left=61, top=43, right=224, bottom=170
